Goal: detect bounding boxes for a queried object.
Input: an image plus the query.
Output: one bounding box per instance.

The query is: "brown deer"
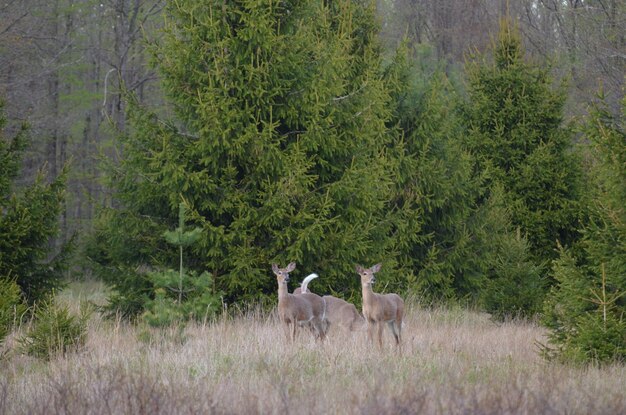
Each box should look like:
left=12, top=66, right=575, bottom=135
left=323, top=295, right=365, bottom=332
left=272, top=262, right=328, bottom=342
left=356, top=263, right=404, bottom=348
left=294, top=273, right=364, bottom=333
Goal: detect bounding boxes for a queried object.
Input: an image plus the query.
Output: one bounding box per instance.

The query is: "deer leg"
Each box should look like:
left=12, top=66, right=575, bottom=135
left=321, top=318, right=330, bottom=338
left=396, top=320, right=402, bottom=344
left=282, top=321, right=291, bottom=342
left=389, top=321, right=400, bottom=346
left=377, top=321, right=384, bottom=349
left=316, top=318, right=326, bottom=342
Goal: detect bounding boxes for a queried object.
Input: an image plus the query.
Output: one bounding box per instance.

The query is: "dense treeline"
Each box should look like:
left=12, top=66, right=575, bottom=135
left=1, top=0, right=624, bottom=363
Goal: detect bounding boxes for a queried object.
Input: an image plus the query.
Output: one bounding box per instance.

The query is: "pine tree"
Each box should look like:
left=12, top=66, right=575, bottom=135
left=383, top=46, right=483, bottom=300
left=142, top=203, right=221, bottom=327
left=461, top=19, right=582, bottom=264
left=0, top=100, right=71, bottom=305
left=383, top=44, right=541, bottom=312
left=89, top=0, right=399, bottom=311
left=542, top=93, right=626, bottom=364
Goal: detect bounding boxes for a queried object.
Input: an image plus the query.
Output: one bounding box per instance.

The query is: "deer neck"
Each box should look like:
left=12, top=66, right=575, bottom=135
left=277, top=281, right=290, bottom=300
left=362, top=283, right=377, bottom=306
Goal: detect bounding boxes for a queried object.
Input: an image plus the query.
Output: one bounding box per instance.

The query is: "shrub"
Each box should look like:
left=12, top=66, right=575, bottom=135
left=0, top=278, right=27, bottom=346
left=18, top=300, right=88, bottom=360
left=141, top=203, right=222, bottom=327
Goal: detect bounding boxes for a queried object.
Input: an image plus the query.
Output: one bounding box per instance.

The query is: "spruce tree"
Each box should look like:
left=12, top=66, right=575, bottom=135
left=0, top=100, right=71, bottom=305
left=383, top=48, right=482, bottom=300
left=89, top=0, right=399, bottom=310
left=383, top=45, right=540, bottom=312
left=461, top=19, right=582, bottom=264
left=142, top=203, right=221, bottom=327
left=542, top=94, right=626, bottom=364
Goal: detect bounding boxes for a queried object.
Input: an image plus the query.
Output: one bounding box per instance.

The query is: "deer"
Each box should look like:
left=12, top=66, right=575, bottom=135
left=356, top=263, right=404, bottom=348
left=294, top=272, right=365, bottom=333
left=272, top=262, right=328, bottom=342
left=323, top=295, right=365, bottom=332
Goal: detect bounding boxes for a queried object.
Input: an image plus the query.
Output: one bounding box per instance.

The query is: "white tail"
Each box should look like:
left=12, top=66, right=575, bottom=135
left=294, top=272, right=364, bottom=333
left=272, top=263, right=328, bottom=342
left=356, top=263, right=404, bottom=348
left=293, top=273, right=319, bottom=295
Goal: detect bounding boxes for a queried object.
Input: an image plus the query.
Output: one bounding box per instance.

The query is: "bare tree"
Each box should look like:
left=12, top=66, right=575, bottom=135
left=0, top=0, right=164, bottom=247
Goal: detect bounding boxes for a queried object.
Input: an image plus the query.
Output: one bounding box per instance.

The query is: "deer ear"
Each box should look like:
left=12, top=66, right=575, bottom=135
left=272, top=263, right=279, bottom=273
left=286, top=262, right=296, bottom=272
left=371, top=263, right=382, bottom=273
left=356, top=265, right=364, bottom=274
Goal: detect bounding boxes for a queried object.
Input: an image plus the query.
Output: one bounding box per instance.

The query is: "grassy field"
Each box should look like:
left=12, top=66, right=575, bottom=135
left=1, top=282, right=625, bottom=414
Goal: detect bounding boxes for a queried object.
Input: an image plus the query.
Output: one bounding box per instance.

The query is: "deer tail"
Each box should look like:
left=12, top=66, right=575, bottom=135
left=300, top=273, right=319, bottom=294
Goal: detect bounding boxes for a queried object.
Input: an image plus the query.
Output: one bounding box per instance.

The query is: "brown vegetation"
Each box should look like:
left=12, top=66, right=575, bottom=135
left=1, top=293, right=625, bottom=414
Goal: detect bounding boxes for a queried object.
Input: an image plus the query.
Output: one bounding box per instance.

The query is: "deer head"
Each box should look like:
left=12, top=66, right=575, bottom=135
left=356, top=263, right=382, bottom=286
left=272, top=262, right=296, bottom=286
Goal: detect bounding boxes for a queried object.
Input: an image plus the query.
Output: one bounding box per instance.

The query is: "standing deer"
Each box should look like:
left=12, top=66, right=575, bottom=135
left=272, top=262, right=328, bottom=342
left=294, top=273, right=365, bottom=333
left=356, top=263, right=404, bottom=348
left=323, top=295, right=365, bottom=332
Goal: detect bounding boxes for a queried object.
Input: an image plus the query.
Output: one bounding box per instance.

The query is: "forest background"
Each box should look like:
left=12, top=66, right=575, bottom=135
left=0, top=0, right=624, bottom=364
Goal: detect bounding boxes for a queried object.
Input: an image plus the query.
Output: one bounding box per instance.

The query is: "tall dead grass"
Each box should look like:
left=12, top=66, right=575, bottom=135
left=1, top=300, right=624, bottom=414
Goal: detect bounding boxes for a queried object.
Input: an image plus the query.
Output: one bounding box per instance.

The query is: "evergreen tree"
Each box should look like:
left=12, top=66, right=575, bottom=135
left=542, top=94, right=626, bottom=364
left=0, top=100, right=71, bottom=305
left=88, top=0, right=399, bottom=311
left=384, top=47, right=482, bottom=300
left=383, top=44, right=540, bottom=313
left=461, top=19, right=582, bottom=265
left=142, top=203, right=222, bottom=327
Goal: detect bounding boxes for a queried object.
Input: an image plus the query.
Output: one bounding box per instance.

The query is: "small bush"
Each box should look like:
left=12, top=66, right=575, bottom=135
left=141, top=203, right=222, bottom=327
left=0, top=278, right=27, bottom=346
left=142, top=270, right=220, bottom=327
left=18, top=300, right=88, bottom=360
left=542, top=251, right=626, bottom=364
left=561, top=312, right=626, bottom=364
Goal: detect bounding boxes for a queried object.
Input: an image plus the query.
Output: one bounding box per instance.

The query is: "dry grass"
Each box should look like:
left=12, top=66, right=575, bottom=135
left=1, top=286, right=625, bottom=414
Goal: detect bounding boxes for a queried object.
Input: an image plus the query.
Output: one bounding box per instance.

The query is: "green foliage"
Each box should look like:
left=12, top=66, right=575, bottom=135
left=543, top=255, right=626, bottom=364
left=470, top=185, right=545, bottom=320
left=18, top=300, right=88, bottom=360
left=384, top=48, right=483, bottom=300
left=142, top=203, right=221, bottom=327
left=0, top=278, right=27, bottom=345
left=141, top=269, right=219, bottom=327
left=461, top=19, right=582, bottom=263
left=89, top=0, right=400, bottom=309
left=383, top=42, right=541, bottom=310
left=560, top=311, right=626, bottom=364
left=542, top=94, right=626, bottom=364
left=0, top=100, right=72, bottom=305
left=84, top=209, right=160, bottom=319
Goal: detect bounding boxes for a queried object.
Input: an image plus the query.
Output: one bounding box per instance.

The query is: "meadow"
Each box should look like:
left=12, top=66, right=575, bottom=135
left=1, top=282, right=625, bottom=415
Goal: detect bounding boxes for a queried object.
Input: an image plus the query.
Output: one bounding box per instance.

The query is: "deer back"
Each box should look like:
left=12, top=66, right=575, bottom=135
left=323, top=295, right=364, bottom=329
left=279, top=292, right=325, bottom=323
left=322, top=295, right=350, bottom=315
left=364, top=292, right=403, bottom=322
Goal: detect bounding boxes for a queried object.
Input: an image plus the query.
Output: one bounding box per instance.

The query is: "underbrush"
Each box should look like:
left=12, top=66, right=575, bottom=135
left=0, top=291, right=624, bottom=414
